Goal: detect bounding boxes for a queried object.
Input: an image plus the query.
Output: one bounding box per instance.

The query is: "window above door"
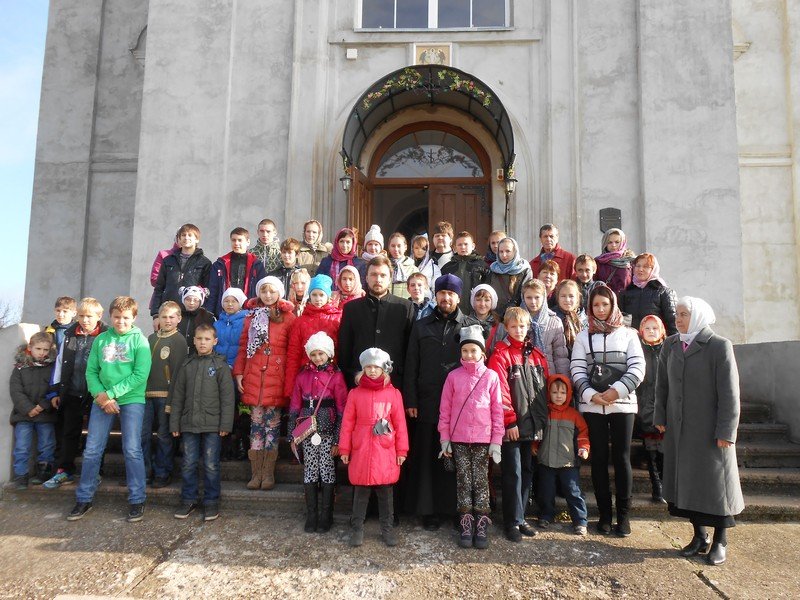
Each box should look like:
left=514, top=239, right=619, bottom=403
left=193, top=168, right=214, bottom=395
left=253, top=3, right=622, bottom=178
left=376, top=130, right=484, bottom=178
left=358, top=0, right=509, bottom=30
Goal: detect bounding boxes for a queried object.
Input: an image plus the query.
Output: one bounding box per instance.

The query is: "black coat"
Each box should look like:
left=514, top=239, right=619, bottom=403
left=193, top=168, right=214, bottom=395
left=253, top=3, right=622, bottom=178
left=55, top=321, right=108, bottom=399
left=403, top=308, right=478, bottom=424
left=441, top=253, right=488, bottom=314
left=338, top=292, right=415, bottom=390
left=10, top=345, right=57, bottom=425
left=150, top=248, right=212, bottom=316
left=618, top=280, right=678, bottom=335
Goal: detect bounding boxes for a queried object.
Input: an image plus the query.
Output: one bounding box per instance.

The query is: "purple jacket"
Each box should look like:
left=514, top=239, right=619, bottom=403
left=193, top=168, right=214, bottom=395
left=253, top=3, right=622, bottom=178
left=438, top=359, right=505, bottom=446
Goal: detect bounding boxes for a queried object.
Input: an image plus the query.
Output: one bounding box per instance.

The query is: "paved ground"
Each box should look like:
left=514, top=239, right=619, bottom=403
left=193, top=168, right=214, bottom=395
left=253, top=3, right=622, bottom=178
left=0, top=496, right=797, bottom=599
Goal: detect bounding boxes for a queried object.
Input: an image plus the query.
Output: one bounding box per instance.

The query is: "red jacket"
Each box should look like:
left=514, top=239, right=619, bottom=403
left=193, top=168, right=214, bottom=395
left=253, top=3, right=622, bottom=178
left=284, top=302, right=342, bottom=395
left=339, top=376, right=409, bottom=486
left=233, top=298, right=296, bottom=407
left=530, top=245, right=576, bottom=281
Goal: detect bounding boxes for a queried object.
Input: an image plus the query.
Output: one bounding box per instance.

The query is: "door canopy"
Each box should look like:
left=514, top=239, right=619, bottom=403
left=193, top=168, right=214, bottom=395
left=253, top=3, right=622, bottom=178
left=342, top=65, right=515, bottom=173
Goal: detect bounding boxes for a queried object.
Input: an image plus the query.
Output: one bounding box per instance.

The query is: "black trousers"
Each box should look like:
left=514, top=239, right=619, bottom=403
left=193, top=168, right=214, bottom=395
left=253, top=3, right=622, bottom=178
left=56, top=395, right=91, bottom=474
left=583, top=412, right=635, bottom=510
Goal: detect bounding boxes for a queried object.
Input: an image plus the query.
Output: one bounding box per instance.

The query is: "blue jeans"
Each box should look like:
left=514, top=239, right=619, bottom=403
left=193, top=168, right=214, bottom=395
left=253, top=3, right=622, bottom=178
left=180, top=432, right=222, bottom=505
left=76, top=402, right=146, bottom=504
left=537, top=465, right=588, bottom=526
left=13, top=422, right=56, bottom=476
left=500, top=440, right=535, bottom=528
left=142, top=397, right=174, bottom=479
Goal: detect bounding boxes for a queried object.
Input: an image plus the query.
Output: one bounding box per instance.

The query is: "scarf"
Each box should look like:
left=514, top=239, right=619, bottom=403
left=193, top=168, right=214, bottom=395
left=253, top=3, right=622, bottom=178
left=489, top=237, right=529, bottom=275
left=554, top=306, right=584, bottom=350
left=638, top=314, right=667, bottom=345
left=677, top=296, right=715, bottom=346
left=330, top=227, right=357, bottom=283
left=246, top=306, right=272, bottom=358
left=359, top=373, right=388, bottom=390
left=527, top=308, right=547, bottom=354
left=391, top=256, right=411, bottom=283
left=362, top=250, right=381, bottom=262
left=301, top=220, right=326, bottom=253
left=632, top=255, right=668, bottom=289
left=595, top=228, right=635, bottom=269
left=587, top=286, right=624, bottom=334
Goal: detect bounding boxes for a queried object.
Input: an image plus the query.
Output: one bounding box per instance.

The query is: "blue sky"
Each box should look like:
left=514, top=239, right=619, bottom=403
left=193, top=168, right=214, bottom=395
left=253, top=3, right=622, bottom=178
left=0, top=1, right=48, bottom=309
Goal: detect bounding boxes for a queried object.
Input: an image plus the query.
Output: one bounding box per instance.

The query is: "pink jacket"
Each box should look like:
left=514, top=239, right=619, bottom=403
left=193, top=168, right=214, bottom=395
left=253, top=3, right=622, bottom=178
left=438, top=359, right=505, bottom=446
left=339, top=376, right=409, bottom=486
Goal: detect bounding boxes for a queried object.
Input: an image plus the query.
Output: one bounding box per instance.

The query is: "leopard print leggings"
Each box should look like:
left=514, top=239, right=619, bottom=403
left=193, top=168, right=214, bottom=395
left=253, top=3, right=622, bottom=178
left=301, top=434, right=336, bottom=484
left=453, top=442, right=490, bottom=514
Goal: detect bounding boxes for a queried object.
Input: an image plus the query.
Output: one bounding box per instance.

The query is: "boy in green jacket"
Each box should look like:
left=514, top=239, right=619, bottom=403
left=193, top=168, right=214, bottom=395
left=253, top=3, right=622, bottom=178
left=170, top=323, right=235, bottom=521
left=67, top=296, right=152, bottom=523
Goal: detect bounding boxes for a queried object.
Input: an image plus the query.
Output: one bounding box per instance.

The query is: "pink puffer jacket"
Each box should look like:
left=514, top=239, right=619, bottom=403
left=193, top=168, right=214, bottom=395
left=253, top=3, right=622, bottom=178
left=438, top=359, right=505, bottom=446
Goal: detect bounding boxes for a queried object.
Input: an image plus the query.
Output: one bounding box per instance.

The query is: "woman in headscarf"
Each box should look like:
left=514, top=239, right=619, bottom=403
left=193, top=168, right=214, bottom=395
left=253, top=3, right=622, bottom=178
left=330, top=265, right=366, bottom=308
left=483, top=237, right=533, bottom=319
left=552, top=278, right=588, bottom=358
left=296, top=219, right=332, bottom=276
left=386, top=232, right=419, bottom=299
left=594, top=228, right=636, bottom=296
left=316, top=227, right=367, bottom=291
left=410, top=234, right=441, bottom=287
left=618, top=253, right=678, bottom=335
left=654, top=297, right=744, bottom=566
left=570, top=284, right=645, bottom=537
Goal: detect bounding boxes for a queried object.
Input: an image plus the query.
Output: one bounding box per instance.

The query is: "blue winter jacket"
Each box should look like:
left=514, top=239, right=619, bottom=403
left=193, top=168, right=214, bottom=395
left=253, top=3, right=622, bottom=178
left=214, top=310, right=247, bottom=367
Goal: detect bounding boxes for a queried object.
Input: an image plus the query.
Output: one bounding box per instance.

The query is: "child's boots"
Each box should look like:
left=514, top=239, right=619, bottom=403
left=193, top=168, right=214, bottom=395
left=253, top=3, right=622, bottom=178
left=304, top=483, right=318, bottom=532
left=474, top=514, right=492, bottom=549
left=261, top=449, right=279, bottom=490
left=377, top=489, right=397, bottom=547
left=458, top=513, right=475, bottom=548
left=318, top=483, right=335, bottom=533
left=247, top=449, right=264, bottom=490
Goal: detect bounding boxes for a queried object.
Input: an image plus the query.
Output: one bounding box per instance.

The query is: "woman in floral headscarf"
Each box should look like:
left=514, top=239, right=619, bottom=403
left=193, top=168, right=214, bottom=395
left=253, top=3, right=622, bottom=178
left=483, top=237, right=533, bottom=319
left=655, top=297, right=744, bottom=566
left=594, top=228, right=636, bottom=295
left=570, top=284, right=645, bottom=538
left=618, top=252, right=678, bottom=335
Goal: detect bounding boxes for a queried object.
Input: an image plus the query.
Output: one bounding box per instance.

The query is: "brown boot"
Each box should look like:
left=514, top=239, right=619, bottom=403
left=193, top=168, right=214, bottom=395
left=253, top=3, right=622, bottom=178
left=261, top=449, right=279, bottom=490
left=247, top=449, right=264, bottom=490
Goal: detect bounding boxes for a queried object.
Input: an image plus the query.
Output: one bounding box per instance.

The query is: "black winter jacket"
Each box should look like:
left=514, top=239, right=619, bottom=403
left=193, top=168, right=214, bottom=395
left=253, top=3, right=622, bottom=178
left=150, top=248, right=212, bottom=316
left=51, top=321, right=108, bottom=399
left=10, top=345, right=57, bottom=425
left=338, top=292, right=415, bottom=390
left=403, top=307, right=478, bottom=424
left=441, top=253, right=488, bottom=314
left=168, top=352, right=235, bottom=434
left=618, top=280, right=678, bottom=335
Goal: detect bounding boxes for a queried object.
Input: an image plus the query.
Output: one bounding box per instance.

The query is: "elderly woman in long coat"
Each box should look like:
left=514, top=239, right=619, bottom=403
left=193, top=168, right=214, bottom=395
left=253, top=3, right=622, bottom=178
left=654, top=297, right=744, bottom=566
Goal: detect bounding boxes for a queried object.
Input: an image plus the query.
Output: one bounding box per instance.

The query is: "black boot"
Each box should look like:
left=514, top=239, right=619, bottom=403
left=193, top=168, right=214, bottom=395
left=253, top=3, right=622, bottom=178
left=596, top=492, right=613, bottom=535
left=614, top=497, right=631, bottom=537
left=680, top=523, right=711, bottom=557
left=30, top=463, right=53, bottom=486
left=377, top=486, right=397, bottom=546
left=647, top=451, right=666, bottom=504
left=303, top=483, right=318, bottom=533
left=350, top=487, right=370, bottom=547
left=318, top=483, right=335, bottom=533
left=707, top=527, right=728, bottom=565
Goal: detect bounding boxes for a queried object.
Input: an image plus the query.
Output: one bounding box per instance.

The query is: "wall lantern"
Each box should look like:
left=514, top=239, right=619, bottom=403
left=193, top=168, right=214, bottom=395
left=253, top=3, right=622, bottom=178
left=340, top=174, right=352, bottom=192
left=504, top=177, right=517, bottom=195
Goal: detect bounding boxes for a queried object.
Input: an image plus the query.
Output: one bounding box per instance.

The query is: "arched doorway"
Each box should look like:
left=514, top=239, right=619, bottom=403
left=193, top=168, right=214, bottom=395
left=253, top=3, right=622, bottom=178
left=341, top=65, right=515, bottom=247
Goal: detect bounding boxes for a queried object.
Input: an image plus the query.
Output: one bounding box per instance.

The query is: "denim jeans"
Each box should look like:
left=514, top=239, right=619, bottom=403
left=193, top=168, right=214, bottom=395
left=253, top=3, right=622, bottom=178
left=180, top=432, right=222, bottom=505
left=142, top=397, right=174, bottom=479
left=537, top=465, right=588, bottom=526
left=13, top=422, right=56, bottom=476
left=76, top=402, right=146, bottom=504
left=500, top=440, right=535, bottom=528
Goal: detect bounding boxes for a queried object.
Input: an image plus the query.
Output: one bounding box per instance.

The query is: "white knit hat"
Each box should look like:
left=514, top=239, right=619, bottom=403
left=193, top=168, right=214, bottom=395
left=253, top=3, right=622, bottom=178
left=470, top=284, right=498, bottom=311
left=359, top=347, right=393, bottom=373
left=304, top=331, right=335, bottom=360
left=255, top=275, right=285, bottom=300
left=364, top=224, right=384, bottom=248
left=221, top=287, right=247, bottom=307
left=180, top=286, right=208, bottom=303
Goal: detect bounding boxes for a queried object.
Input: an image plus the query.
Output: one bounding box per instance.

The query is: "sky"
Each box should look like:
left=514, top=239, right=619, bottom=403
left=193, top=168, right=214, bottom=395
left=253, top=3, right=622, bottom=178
left=0, top=1, right=49, bottom=311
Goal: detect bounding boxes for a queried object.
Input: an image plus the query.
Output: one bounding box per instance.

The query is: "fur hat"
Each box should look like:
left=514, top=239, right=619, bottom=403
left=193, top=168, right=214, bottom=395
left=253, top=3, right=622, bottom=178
left=434, top=273, right=463, bottom=296
left=364, top=224, right=384, bottom=248
left=308, top=274, right=333, bottom=298
left=255, top=276, right=285, bottom=300
left=470, top=284, right=498, bottom=311
left=304, top=331, right=335, bottom=360
left=359, top=347, right=393, bottom=373
left=221, top=287, right=247, bottom=307
left=458, top=324, right=486, bottom=352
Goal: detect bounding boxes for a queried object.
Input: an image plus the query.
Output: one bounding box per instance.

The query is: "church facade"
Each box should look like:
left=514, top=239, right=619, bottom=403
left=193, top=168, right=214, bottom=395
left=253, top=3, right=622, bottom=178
left=24, top=0, right=800, bottom=343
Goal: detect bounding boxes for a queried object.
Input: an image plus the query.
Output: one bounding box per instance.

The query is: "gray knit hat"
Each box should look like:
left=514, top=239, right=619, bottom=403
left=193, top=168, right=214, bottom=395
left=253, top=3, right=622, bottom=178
left=458, top=324, right=486, bottom=352
left=359, top=347, right=393, bottom=373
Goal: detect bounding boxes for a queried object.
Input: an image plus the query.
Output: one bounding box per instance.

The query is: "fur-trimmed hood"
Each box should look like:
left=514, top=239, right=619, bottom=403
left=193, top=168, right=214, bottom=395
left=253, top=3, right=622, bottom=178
left=14, top=343, right=56, bottom=369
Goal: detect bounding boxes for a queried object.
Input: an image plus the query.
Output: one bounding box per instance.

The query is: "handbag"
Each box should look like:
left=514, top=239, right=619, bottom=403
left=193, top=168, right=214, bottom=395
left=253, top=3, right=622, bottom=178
left=588, top=333, right=626, bottom=392
left=440, top=371, right=488, bottom=472
left=292, top=373, right=333, bottom=444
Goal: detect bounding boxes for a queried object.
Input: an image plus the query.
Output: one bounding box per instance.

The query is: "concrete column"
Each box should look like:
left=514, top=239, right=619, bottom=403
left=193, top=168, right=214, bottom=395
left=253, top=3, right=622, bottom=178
left=786, top=0, right=800, bottom=334
left=22, top=1, right=104, bottom=322
left=637, top=0, right=745, bottom=341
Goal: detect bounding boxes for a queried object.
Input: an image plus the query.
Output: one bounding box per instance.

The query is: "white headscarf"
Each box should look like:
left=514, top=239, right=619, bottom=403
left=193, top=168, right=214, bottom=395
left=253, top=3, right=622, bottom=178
left=677, top=296, right=716, bottom=345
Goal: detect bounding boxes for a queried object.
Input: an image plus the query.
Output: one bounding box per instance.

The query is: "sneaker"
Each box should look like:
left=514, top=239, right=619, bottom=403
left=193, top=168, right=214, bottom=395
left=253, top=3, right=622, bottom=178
left=44, top=470, right=75, bottom=489
left=504, top=526, right=522, bottom=543
left=151, top=475, right=171, bottom=489
left=126, top=503, right=145, bottom=523
left=574, top=525, right=588, bottom=536
left=174, top=503, right=198, bottom=519
left=12, top=474, right=29, bottom=490
left=537, top=519, right=551, bottom=530
left=67, top=502, right=93, bottom=521
left=519, top=521, right=537, bottom=537
left=203, top=503, right=220, bottom=521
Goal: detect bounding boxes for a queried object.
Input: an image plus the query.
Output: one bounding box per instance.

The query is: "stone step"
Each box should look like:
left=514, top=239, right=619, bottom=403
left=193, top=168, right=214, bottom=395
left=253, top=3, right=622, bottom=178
left=4, top=481, right=798, bottom=523
left=735, top=422, right=790, bottom=444
left=735, top=443, right=800, bottom=468
left=740, top=401, right=772, bottom=423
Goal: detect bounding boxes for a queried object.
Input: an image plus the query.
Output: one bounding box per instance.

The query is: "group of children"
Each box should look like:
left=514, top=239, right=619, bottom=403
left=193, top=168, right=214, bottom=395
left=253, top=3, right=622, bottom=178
left=9, top=217, right=669, bottom=549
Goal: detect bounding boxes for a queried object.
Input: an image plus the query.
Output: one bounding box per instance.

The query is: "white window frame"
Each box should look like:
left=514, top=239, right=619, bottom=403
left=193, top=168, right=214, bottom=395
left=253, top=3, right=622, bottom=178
left=357, top=0, right=510, bottom=30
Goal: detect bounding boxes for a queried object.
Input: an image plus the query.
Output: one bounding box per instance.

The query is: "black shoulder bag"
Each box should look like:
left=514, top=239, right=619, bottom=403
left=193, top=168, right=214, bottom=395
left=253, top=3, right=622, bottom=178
left=588, top=333, right=626, bottom=392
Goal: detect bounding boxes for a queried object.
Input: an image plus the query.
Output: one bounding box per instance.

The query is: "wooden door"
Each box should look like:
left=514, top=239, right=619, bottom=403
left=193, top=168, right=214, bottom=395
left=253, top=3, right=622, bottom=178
left=347, top=167, right=372, bottom=248
left=428, top=185, right=492, bottom=248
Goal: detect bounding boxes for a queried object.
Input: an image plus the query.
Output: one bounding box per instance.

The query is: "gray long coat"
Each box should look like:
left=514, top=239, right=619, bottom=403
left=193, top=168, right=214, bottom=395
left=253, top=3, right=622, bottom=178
left=654, top=327, right=744, bottom=517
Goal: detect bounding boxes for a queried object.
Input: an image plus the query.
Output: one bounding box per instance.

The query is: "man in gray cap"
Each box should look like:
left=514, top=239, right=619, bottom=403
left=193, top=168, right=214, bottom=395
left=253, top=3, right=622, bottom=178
left=404, top=273, right=479, bottom=530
